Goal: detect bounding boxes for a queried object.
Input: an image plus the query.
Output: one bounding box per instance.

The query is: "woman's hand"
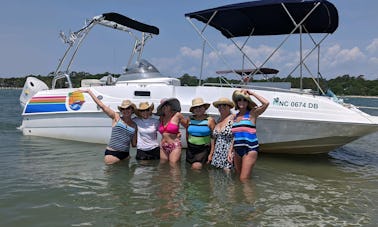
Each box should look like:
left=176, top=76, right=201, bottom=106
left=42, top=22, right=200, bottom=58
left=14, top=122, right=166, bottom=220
left=207, top=153, right=213, bottom=164
left=227, top=151, right=234, bottom=163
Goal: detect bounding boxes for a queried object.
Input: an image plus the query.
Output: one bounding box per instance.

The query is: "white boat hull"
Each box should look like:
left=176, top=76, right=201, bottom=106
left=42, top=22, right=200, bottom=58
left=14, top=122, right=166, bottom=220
left=19, top=83, right=378, bottom=154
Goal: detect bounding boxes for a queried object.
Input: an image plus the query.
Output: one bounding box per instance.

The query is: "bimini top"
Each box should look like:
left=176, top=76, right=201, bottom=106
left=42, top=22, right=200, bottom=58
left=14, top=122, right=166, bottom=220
left=185, top=0, right=338, bottom=38
left=100, top=12, right=159, bottom=35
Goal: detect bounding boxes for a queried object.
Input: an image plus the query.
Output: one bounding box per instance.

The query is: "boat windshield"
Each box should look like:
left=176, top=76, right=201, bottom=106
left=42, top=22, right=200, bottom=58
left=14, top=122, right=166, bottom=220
left=117, top=59, right=164, bottom=82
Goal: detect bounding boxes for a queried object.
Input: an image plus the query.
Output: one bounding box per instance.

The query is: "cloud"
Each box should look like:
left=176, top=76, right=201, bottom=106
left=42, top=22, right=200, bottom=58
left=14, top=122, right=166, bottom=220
left=180, top=46, right=202, bottom=59
left=366, top=38, right=378, bottom=53
left=323, top=44, right=365, bottom=67
left=167, top=40, right=377, bottom=80
left=368, top=56, right=378, bottom=64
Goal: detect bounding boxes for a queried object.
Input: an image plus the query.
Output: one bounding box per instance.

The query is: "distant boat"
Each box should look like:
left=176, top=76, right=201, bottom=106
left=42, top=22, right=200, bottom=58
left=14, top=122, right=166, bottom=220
left=19, top=1, right=378, bottom=154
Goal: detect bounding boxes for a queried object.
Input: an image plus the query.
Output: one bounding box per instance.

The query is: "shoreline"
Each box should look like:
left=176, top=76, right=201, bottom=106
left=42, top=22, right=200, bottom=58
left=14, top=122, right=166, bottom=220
left=0, top=87, right=22, bottom=90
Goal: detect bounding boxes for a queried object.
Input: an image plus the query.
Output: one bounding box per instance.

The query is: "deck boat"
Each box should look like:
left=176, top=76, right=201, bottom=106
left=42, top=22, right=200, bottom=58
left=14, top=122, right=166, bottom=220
left=19, top=2, right=378, bottom=154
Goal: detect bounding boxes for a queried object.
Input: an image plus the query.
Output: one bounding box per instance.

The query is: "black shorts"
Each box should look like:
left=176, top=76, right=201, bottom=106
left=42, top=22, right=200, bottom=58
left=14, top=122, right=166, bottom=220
left=104, top=149, right=130, bottom=160
left=186, top=142, right=210, bottom=164
left=136, top=147, right=160, bottom=160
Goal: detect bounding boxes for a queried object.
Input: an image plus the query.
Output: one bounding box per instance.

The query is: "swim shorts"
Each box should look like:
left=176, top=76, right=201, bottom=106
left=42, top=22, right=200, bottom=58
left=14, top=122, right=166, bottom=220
left=136, top=147, right=160, bottom=160
left=104, top=149, right=130, bottom=160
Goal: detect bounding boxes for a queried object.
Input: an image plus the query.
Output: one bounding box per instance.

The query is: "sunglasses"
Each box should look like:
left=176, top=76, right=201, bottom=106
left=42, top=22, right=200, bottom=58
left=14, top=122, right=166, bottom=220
left=218, top=104, right=230, bottom=108
left=237, top=98, right=248, bottom=102
left=139, top=109, right=149, bottom=112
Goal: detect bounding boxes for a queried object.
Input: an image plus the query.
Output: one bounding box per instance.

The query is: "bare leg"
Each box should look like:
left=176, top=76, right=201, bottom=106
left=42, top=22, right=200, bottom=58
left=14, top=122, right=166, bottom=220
left=168, top=148, right=182, bottom=163
left=104, top=155, right=121, bottom=165
left=239, top=151, right=258, bottom=181
left=191, top=162, right=203, bottom=170
left=233, top=153, right=242, bottom=174
left=160, top=149, right=169, bottom=162
left=223, top=167, right=231, bottom=174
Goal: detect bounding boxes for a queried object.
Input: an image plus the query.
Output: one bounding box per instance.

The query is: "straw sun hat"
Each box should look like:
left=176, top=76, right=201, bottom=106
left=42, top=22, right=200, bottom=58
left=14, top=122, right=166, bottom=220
left=156, top=98, right=181, bottom=116
left=189, top=97, right=210, bottom=112
left=212, top=97, right=234, bottom=108
left=117, top=100, right=136, bottom=111
left=135, top=102, right=154, bottom=117
left=232, top=90, right=257, bottom=110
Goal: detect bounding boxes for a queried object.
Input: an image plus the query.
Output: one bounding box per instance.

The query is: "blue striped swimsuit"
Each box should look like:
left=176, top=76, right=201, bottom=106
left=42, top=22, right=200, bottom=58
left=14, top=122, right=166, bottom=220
left=187, top=116, right=212, bottom=145
left=231, top=111, right=259, bottom=156
left=108, top=119, right=135, bottom=152
left=186, top=116, right=212, bottom=164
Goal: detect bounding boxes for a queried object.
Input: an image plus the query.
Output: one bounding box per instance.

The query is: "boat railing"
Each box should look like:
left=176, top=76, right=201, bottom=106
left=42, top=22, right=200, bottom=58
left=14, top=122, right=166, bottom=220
left=201, top=82, right=319, bottom=95
left=51, top=71, right=73, bottom=89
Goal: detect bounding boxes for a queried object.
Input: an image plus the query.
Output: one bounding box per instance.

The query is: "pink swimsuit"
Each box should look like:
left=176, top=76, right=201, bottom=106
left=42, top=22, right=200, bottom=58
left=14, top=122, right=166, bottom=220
left=159, top=120, right=181, bottom=156
left=158, top=121, right=180, bottom=134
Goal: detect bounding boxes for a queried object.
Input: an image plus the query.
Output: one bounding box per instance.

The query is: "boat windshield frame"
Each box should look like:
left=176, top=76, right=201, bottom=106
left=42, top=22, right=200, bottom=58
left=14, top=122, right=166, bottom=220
left=51, top=13, right=159, bottom=89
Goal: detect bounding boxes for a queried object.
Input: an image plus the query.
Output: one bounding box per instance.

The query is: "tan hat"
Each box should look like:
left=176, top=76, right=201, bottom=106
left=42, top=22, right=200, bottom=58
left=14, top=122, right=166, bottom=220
left=156, top=98, right=181, bottom=116
left=117, top=100, right=136, bottom=111
left=232, top=90, right=256, bottom=110
left=135, top=102, right=154, bottom=117
left=189, top=97, right=210, bottom=112
left=212, top=97, right=234, bottom=108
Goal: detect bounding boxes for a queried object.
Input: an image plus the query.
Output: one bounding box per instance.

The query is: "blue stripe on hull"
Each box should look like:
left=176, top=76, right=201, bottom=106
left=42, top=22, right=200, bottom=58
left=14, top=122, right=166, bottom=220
left=25, top=104, right=67, bottom=113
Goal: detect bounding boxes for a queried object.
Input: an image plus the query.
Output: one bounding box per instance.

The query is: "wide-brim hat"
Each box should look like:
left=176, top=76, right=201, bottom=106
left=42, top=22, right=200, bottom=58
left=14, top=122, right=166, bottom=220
left=117, top=100, right=136, bottom=111
left=189, top=97, right=210, bottom=112
left=135, top=102, right=154, bottom=117
left=156, top=98, right=181, bottom=116
left=212, top=97, right=235, bottom=108
left=232, top=90, right=256, bottom=110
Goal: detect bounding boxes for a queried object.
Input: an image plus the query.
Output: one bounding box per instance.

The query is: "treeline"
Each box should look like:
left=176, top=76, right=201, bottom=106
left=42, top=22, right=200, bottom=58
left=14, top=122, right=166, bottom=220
left=163, top=73, right=378, bottom=96
left=0, top=72, right=117, bottom=89
left=1, top=72, right=377, bottom=96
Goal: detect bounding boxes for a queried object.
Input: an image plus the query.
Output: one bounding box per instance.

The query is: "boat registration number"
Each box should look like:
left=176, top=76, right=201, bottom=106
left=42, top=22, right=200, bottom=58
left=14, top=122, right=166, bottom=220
left=273, top=98, right=319, bottom=109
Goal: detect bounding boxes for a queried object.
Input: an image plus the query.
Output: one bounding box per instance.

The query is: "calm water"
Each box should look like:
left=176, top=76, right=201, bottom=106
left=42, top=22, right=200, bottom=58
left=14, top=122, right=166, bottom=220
left=1, top=89, right=377, bottom=226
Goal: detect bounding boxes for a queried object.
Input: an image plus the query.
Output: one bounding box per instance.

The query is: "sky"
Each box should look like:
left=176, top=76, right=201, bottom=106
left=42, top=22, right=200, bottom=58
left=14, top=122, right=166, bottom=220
left=1, top=0, right=378, bottom=81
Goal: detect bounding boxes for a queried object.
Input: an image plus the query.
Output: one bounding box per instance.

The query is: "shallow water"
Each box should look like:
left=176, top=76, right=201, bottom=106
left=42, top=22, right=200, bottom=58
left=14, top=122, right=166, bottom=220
left=1, top=89, right=377, bottom=226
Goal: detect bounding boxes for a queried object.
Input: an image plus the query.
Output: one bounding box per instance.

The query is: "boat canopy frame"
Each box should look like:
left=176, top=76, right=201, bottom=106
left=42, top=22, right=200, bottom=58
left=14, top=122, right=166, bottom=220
left=52, top=12, right=159, bottom=89
left=185, top=0, right=338, bottom=94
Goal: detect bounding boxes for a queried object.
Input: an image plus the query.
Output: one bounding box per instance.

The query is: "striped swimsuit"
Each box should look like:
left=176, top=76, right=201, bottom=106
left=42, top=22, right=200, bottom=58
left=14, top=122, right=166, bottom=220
left=186, top=116, right=212, bottom=164
left=187, top=116, right=211, bottom=145
left=108, top=119, right=135, bottom=152
left=231, top=111, right=259, bottom=156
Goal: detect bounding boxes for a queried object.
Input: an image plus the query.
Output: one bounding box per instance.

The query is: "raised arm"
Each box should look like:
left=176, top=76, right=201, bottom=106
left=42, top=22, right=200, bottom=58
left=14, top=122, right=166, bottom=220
left=79, top=89, right=117, bottom=120
left=243, top=89, right=269, bottom=116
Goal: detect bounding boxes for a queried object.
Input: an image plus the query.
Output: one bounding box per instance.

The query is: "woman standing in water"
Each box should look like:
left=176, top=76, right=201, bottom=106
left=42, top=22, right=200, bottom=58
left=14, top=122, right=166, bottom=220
left=186, top=97, right=215, bottom=170
left=133, top=102, right=160, bottom=160
left=228, top=89, right=269, bottom=181
left=209, top=97, right=235, bottom=172
left=80, top=89, right=137, bottom=164
left=157, top=98, right=188, bottom=163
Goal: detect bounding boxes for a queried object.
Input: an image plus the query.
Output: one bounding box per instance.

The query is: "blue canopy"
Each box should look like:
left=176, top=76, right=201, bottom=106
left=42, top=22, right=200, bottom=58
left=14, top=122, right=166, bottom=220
left=185, top=0, right=338, bottom=38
